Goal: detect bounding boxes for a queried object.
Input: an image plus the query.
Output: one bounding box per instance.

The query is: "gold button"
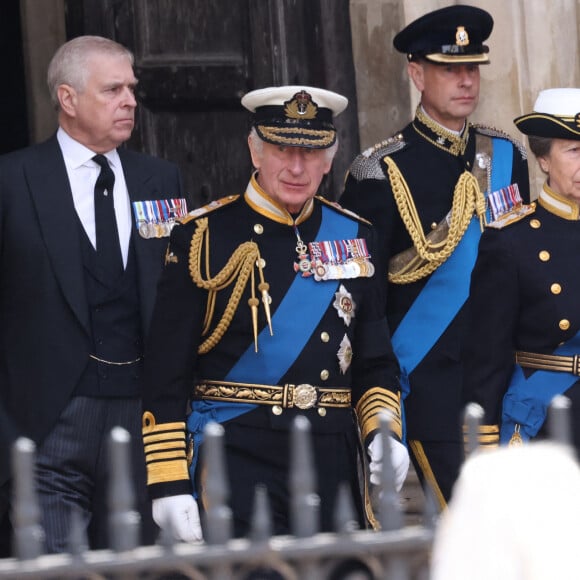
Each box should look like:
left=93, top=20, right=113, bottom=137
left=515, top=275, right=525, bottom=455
left=430, top=222, right=437, bottom=230
left=321, top=332, right=330, bottom=343
left=551, top=283, right=562, bottom=295
left=539, top=251, right=550, bottom=262
left=530, top=219, right=541, bottom=229
left=254, top=224, right=264, bottom=234
left=559, top=319, right=571, bottom=331
left=320, top=369, right=329, bottom=381
left=318, top=408, right=327, bottom=417
left=256, top=258, right=266, bottom=269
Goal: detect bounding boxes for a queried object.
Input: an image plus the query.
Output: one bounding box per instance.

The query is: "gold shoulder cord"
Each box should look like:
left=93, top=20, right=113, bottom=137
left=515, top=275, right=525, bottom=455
left=189, top=217, right=272, bottom=354
left=385, top=158, right=486, bottom=284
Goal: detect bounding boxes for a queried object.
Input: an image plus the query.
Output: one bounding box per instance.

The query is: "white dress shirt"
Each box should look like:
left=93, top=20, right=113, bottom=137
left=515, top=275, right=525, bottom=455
left=57, top=127, right=132, bottom=268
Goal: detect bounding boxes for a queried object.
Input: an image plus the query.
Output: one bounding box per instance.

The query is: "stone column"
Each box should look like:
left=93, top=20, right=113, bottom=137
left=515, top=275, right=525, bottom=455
left=19, top=0, right=66, bottom=143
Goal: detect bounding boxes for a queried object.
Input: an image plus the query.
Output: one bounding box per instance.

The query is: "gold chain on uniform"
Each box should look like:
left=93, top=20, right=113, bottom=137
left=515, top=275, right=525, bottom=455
left=188, top=217, right=272, bottom=354
left=412, top=106, right=469, bottom=156
left=385, top=158, right=486, bottom=284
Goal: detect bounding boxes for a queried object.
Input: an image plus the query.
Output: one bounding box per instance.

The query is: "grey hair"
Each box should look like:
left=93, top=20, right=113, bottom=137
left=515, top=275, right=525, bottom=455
left=47, top=35, right=134, bottom=109
left=527, top=135, right=553, bottom=160
left=248, top=127, right=339, bottom=162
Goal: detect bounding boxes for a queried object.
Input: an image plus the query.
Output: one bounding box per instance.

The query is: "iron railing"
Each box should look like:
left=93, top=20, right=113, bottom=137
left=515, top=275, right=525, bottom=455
left=0, top=396, right=572, bottom=579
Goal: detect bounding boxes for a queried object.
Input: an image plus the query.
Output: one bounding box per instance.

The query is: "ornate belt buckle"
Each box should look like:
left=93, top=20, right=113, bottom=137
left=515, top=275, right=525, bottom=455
left=293, top=384, right=318, bottom=410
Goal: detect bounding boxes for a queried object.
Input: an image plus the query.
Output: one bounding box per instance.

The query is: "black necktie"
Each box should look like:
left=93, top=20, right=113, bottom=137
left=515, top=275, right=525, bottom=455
left=93, top=154, right=123, bottom=277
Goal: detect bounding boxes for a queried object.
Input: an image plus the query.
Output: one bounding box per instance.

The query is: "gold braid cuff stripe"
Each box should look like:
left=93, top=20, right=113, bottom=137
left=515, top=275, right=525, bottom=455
left=463, top=423, right=499, bottom=450
left=146, top=459, right=189, bottom=485
left=355, top=388, right=402, bottom=440
left=257, top=125, right=336, bottom=148
left=142, top=413, right=189, bottom=485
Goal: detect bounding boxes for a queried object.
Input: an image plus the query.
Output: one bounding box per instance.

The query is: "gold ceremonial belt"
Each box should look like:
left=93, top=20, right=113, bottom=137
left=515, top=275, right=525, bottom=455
left=194, top=380, right=351, bottom=410
left=516, top=351, right=580, bottom=376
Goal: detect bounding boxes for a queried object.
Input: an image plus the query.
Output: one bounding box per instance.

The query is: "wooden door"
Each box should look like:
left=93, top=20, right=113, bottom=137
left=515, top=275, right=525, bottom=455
left=65, top=0, right=359, bottom=208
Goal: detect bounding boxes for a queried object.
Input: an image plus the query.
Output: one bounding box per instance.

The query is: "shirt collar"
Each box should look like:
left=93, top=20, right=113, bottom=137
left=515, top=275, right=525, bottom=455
left=57, top=127, right=120, bottom=170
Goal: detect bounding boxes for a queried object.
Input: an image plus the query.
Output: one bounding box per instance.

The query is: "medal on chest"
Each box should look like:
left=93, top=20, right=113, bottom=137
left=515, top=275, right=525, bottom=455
left=292, top=229, right=375, bottom=281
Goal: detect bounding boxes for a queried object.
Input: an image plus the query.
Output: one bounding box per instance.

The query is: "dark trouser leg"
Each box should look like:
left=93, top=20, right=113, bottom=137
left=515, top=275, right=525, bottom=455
left=36, top=396, right=156, bottom=553
left=0, top=481, right=12, bottom=557
left=86, top=397, right=157, bottom=549
left=408, top=439, right=463, bottom=510
left=197, top=419, right=363, bottom=538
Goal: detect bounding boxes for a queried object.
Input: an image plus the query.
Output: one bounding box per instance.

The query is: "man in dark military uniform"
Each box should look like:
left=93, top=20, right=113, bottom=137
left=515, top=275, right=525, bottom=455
left=464, top=88, right=580, bottom=457
left=141, top=85, right=409, bottom=541
left=339, top=5, right=530, bottom=508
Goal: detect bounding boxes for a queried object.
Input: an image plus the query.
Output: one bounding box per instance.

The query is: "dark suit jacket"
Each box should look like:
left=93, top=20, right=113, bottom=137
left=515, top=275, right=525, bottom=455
left=0, top=134, right=184, bottom=486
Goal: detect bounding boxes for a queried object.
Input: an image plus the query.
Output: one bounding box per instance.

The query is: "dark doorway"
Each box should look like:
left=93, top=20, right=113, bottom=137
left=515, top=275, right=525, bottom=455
left=64, top=0, right=359, bottom=208
left=1, top=0, right=29, bottom=153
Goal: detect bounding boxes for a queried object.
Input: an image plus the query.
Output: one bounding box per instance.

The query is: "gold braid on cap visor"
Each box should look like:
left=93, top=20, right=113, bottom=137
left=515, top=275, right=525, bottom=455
left=257, top=124, right=336, bottom=148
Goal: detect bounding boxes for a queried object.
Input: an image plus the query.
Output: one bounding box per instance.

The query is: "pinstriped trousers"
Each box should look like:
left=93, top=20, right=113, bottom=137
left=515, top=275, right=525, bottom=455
left=35, top=396, right=156, bottom=553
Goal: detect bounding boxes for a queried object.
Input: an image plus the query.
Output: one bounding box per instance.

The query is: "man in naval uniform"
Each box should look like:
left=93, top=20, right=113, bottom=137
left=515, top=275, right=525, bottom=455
left=141, top=85, right=410, bottom=541
left=339, top=5, right=530, bottom=509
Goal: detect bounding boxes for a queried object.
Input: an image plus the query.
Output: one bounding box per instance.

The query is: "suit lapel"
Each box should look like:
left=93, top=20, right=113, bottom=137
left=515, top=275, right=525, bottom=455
left=25, top=136, right=90, bottom=333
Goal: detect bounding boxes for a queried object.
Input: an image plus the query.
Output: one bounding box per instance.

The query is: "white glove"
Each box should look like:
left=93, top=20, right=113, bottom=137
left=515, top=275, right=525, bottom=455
left=152, top=494, right=203, bottom=542
left=367, top=434, right=410, bottom=492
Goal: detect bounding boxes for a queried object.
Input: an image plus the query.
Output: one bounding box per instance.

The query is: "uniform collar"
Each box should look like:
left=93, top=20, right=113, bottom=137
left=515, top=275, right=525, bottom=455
left=538, top=182, right=580, bottom=220
left=244, top=172, right=314, bottom=225
left=412, top=105, right=469, bottom=156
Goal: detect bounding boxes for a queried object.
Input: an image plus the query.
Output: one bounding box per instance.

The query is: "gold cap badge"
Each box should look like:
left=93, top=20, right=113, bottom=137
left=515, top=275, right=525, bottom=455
left=284, top=90, right=318, bottom=120
left=456, top=26, right=469, bottom=46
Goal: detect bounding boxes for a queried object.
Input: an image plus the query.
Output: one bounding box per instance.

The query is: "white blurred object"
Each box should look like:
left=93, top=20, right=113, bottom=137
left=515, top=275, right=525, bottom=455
left=367, top=434, right=410, bottom=491
left=432, top=442, right=580, bottom=580
left=152, top=494, right=203, bottom=542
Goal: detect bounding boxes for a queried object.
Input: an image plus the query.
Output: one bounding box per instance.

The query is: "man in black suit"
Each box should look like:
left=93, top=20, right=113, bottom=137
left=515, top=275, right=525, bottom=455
left=0, top=35, right=185, bottom=554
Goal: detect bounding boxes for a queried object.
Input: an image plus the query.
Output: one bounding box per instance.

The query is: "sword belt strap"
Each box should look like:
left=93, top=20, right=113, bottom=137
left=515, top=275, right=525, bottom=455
left=194, top=380, right=351, bottom=410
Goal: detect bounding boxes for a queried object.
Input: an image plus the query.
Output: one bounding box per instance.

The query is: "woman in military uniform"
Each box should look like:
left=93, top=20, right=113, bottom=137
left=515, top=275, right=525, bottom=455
left=464, top=88, right=580, bottom=455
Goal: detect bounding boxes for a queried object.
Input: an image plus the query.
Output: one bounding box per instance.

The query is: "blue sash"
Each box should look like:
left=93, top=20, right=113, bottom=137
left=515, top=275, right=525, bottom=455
left=187, top=205, right=357, bottom=486
left=500, top=331, right=580, bottom=443
left=392, top=137, right=513, bottom=439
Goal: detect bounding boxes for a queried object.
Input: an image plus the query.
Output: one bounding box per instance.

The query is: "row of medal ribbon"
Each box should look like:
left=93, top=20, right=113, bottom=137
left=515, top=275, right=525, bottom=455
left=132, top=198, right=189, bottom=239
left=295, top=238, right=376, bottom=281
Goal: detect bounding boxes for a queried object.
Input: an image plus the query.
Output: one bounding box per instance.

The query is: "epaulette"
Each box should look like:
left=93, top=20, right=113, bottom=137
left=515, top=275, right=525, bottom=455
left=178, top=194, right=240, bottom=224
left=473, top=124, right=527, bottom=160
left=348, top=133, right=407, bottom=181
left=316, top=196, right=372, bottom=226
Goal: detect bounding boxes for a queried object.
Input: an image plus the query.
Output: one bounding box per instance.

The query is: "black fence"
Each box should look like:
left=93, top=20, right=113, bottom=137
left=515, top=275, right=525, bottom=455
left=0, top=396, right=573, bottom=579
